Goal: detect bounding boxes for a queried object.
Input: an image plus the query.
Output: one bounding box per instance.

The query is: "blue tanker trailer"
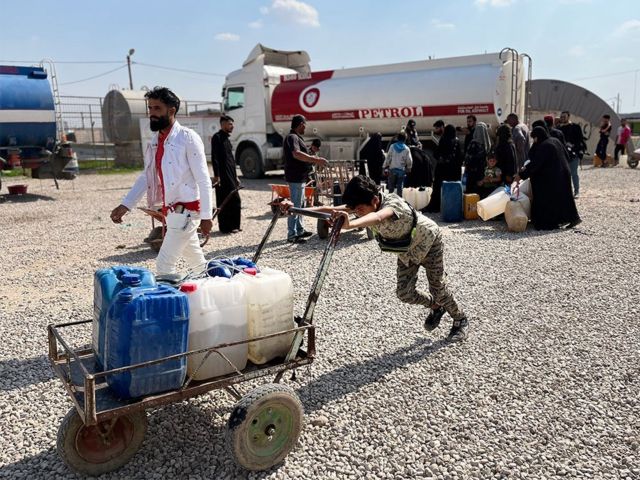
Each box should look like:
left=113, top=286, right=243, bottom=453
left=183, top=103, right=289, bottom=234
left=0, top=64, right=77, bottom=183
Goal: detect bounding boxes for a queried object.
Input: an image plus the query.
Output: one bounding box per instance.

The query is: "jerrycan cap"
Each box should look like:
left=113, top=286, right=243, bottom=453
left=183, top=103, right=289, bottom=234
left=179, top=283, right=198, bottom=293
left=242, top=267, right=258, bottom=276
left=122, top=273, right=141, bottom=286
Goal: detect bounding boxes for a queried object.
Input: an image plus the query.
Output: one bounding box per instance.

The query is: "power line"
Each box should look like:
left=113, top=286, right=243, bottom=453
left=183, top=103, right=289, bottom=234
left=572, top=68, right=640, bottom=82
left=133, top=61, right=226, bottom=77
left=60, top=65, right=127, bottom=85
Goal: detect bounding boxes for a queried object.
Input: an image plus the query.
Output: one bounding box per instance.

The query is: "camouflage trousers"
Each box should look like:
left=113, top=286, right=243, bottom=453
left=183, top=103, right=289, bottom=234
left=396, top=234, right=465, bottom=321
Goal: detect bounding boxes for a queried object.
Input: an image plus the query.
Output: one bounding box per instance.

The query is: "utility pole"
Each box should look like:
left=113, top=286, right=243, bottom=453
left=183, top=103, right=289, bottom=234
left=616, top=93, right=620, bottom=113
left=126, top=48, right=135, bottom=90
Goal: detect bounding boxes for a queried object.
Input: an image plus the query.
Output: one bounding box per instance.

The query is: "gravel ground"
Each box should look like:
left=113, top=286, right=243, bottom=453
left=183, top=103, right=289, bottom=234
left=0, top=165, right=639, bottom=480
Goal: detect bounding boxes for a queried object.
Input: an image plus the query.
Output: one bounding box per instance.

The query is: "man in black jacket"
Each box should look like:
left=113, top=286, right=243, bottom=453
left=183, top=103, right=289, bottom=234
left=558, top=111, right=587, bottom=198
left=283, top=114, right=328, bottom=243
left=211, top=115, right=241, bottom=233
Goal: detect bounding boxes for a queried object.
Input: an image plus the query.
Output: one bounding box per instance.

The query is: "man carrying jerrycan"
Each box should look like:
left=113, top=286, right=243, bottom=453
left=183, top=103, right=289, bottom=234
left=110, top=87, right=213, bottom=275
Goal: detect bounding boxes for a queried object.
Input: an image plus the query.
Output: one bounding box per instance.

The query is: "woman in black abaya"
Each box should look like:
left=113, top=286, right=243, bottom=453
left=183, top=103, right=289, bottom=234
left=427, top=124, right=463, bottom=212
left=516, top=126, right=581, bottom=230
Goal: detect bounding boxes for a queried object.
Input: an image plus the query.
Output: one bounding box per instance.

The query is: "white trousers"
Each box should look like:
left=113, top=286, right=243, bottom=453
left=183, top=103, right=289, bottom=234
left=156, top=210, right=205, bottom=275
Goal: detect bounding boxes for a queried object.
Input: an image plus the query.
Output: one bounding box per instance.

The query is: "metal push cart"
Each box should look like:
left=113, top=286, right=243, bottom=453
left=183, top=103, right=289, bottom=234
left=312, top=159, right=373, bottom=240
left=48, top=207, right=345, bottom=475
left=268, top=183, right=316, bottom=214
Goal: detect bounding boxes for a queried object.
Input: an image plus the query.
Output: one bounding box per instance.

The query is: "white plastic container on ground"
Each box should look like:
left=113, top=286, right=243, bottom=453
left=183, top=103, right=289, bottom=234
left=477, top=187, right=510, bottom=221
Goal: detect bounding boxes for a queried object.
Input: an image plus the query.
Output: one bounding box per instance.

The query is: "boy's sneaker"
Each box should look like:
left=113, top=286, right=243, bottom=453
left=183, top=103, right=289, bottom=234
left=299, top=230, right=313, bottom=238
left=424, top=306, right=446, bottom=331
left=447, top=317, right=469, bottom=342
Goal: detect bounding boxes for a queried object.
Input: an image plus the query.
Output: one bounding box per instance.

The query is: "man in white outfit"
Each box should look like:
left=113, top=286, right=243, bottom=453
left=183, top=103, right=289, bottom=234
left=110, top=87, right=213, bottom=275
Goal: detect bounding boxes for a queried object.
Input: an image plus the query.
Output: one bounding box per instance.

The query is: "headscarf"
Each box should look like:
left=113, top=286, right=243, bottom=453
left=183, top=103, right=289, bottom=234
left=472, top=122, right=491, bottom=151
left=441, top=124, right=457, bottom=143
left=530, top=126, right=549, bottom=142
left=531, top=120, right=548, bottom=133
left=368, top=132, right=382, bottom=150
left=496, top=124, right=513, bottom=145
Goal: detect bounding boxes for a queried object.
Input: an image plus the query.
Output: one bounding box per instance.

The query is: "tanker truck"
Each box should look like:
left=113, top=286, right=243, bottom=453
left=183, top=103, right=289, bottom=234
left=0, top=64, right=77, bottom=184
left=222, top=44, right=530, bottom=178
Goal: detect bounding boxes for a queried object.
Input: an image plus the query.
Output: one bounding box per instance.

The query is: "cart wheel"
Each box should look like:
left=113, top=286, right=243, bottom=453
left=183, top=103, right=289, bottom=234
left=57, top=408, right=147, bottom=476
left=629, top=157, right=639, bottom=169
left=145, top=226, right=163, bottom=243
left=317, top=218, right=329, bottom=240
left=226, top=383, right=303, bottom=471
left=366, top=227, right=375, bottom=240
left=149, top=239, right=162, bottom=253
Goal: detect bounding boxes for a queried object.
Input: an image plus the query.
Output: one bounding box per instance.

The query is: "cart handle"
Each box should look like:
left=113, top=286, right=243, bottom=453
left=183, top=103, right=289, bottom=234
left=288, top=207, right=332, bottom=220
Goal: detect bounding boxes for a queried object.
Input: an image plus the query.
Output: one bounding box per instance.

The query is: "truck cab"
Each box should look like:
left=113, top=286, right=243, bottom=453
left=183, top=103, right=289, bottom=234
left=222, top=44, right=310, bottom=178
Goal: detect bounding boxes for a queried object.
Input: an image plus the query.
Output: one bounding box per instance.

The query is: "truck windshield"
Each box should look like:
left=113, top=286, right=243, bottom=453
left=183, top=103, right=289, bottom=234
left=224, top=86, right=245, bottom=111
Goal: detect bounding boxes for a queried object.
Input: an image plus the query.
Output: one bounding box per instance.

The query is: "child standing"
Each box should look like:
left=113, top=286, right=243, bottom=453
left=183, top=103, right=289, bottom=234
left=304, top=175, right=469, bottom=342
left=383, top=132, right=413, bottom=197
left=309, top=138, right=322, bottom=156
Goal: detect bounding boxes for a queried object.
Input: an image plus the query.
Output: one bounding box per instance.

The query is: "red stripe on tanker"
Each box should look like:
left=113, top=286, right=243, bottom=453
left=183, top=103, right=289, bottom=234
left=271, top=64, right=502, bottom=133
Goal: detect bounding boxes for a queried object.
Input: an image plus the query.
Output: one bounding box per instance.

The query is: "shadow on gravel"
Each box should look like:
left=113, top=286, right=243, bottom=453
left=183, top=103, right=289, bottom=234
left=0, top=355, right=55, bottom=392
left=202, top=231, right=371, bottom=262
left=0, top=193, right=56, bottom=203
left=244, top=212, right=275, bottom=220
left=296, top=337, right=449, bottom=414
left=99, top=246, right=159, bottom=264
left=0, top=403, right=243, bottom=479
left=443, top=222, right=572, bottom=239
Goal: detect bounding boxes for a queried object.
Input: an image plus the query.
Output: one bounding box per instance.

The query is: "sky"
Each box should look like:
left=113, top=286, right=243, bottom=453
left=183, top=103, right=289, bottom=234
left=2, top=0, right=640, bottom=114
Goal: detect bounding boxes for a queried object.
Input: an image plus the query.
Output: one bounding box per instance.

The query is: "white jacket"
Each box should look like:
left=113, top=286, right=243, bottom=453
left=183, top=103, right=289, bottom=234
left=121, top=121, right=213, bottom=220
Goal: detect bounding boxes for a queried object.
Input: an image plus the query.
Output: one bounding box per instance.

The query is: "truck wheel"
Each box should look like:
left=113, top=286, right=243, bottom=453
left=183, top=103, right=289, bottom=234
left=238, top=147, right=264, bottom=179
left=226, top=383, right=303, bottom=471
left=57, top=408, right=147, bottom=476
left=317, top=218, right=329, bottom=239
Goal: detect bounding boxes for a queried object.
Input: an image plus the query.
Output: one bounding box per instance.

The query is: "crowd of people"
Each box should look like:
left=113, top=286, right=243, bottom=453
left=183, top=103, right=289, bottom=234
left=353, top=110, right=586, bottom=231
left=107, top=88, right=605, bottom=343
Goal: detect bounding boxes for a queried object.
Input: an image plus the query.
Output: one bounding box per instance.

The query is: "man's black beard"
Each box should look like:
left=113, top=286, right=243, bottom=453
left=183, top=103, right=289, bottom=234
left=150, top=115, right=171, bottom=132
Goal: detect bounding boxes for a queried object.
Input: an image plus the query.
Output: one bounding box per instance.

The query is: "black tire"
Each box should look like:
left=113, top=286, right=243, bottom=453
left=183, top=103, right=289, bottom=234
left=317, top=218, right=329, bottom=240
left=238, top=147, right=264, bottom=179
left=57, top=408, right=147, bottom=476
left=150, top=239, right=162, bottom=253
left=226, top=383, right=303, bottom=471
left=31, top=167, right=41, bottom=179
left=629, top=157, right=639, bottom=169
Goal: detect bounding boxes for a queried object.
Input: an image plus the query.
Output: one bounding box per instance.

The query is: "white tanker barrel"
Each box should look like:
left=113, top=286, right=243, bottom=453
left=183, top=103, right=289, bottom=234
left=271, top=61, right=514, bottom=137
left=101, top=89, right=148, bottom=144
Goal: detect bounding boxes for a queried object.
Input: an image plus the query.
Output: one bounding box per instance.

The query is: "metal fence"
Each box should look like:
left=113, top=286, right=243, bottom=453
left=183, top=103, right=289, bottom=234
left=58, top=95, right=221, bottom=168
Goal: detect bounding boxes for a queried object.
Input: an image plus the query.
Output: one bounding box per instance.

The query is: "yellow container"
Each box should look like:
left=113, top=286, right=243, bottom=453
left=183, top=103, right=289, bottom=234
left=463, top=193, right=480, bottom=220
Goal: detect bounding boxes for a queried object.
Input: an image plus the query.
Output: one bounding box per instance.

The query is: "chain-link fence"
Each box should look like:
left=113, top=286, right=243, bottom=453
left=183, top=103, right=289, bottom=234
left=59, top=95, right=221, bottom=169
